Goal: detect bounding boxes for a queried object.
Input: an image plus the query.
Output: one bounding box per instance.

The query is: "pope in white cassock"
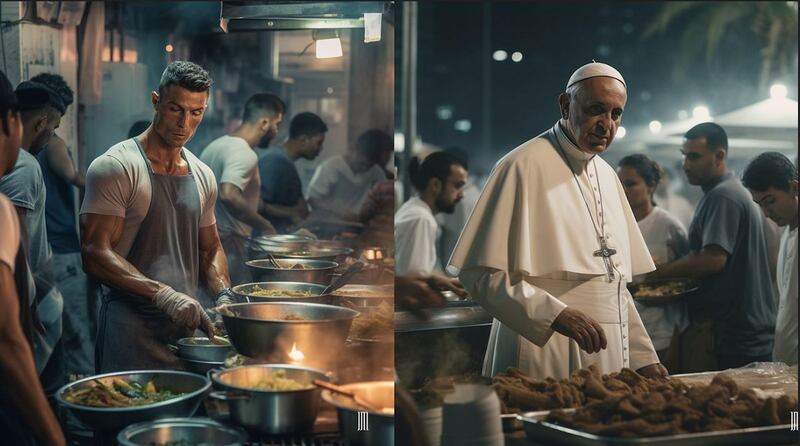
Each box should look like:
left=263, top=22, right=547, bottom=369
left=448, top=62, right=667, bottom=380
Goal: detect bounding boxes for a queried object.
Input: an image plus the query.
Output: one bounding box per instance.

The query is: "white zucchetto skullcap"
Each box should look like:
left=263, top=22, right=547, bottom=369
left=566, top=61, right=626, bottom=90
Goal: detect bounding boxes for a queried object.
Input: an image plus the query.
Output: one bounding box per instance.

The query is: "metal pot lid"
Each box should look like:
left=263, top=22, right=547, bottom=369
left=394, top=305, right=493, bottom=332
left=117, top=417, right=247, bottom=445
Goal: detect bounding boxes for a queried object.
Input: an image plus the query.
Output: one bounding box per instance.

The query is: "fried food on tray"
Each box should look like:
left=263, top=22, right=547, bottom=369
left=633, top=280, right=692, bottom=298
left=541, top=372, right=799, bottom=437
left=63, top=379, right=185, bottom=407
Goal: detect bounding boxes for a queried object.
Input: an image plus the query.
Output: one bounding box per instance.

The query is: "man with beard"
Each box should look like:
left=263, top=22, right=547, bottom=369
left=395, top=151, right=466, bottom=275
left=258, top=111, right=327, bottom=233
left=81, top=61, right=224, bottom=372
left=449, top=62, right=664, bottom=380
left=200, top=93, right=282, bottom=285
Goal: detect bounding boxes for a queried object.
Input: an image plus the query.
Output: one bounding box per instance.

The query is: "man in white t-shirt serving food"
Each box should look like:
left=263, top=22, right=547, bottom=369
left=80, top=61, right=231, bottom=372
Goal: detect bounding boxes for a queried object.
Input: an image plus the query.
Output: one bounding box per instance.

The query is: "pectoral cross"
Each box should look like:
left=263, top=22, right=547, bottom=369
left=593, top=236, right=617, bottom=282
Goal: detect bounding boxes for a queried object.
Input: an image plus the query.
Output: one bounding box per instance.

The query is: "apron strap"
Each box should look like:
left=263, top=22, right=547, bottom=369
left=131, top=137, right=194, bottom=176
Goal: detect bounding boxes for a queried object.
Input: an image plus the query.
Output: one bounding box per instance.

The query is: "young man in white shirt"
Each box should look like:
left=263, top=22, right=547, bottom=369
left=743, top=152, right=798, bottom=366
left=395, top=151, right=466, bottom=276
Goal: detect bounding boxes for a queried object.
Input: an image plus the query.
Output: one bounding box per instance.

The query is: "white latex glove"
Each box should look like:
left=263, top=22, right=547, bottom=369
left=154, top=285, right=214, bottom=336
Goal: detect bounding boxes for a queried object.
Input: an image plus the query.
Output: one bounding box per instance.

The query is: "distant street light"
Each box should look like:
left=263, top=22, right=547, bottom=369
left=692, top=105, right=711, bottom=121
left=492, top=50, right=508, bottom=61
left=648, top=120, right=662, bottom=134
left=511, top=51, right=523, bottom=62
left=617, top=126, right=627, bottom=139
left=454, top=119, right=472, bottom=132
left=770, top=84, right=788, bottom=99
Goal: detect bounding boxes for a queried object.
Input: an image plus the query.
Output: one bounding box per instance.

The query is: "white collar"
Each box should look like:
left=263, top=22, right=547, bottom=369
left=554, top=122, right=595, bottom=162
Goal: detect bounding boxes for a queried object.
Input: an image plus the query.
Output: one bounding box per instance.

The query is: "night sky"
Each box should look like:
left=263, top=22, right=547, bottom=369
left=398, top=1, right=784, bottom=173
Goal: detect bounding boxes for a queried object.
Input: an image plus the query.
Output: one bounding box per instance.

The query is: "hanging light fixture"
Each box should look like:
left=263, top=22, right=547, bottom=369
left=313, top=29, right=342, bottom=58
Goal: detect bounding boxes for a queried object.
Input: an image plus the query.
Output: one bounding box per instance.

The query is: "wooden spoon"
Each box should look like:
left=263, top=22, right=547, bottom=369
left=313, top=379, right=382, bottom=413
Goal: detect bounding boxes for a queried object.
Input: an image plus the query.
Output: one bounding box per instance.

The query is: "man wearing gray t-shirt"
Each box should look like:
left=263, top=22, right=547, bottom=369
left=650, top=123, right=775, bottom=370
left=200, top=93, right=282, bottom=285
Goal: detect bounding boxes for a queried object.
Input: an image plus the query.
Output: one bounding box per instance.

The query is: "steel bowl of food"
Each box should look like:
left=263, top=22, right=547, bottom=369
left=321, top=381, right=395, bottom=446
left=332, top=284, right=394, bottom=308
left=117, top=417, right=247, bottom=446
left=208, top=364, right=333, bottom=434
left=55, top=370, right=210, bottom=432
left=247, top=234, right=315, bottom=252
left=220, top=302, right=359, bottom=365
left=243, top=259, right=339, bottom=285
left=174, top=336, right=234, bottom=362
left=231, top=281, right=338, bottom=305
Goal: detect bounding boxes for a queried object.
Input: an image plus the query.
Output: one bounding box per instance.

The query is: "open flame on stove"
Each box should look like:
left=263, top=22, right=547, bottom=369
left=288, top=342, right=305, bottom=362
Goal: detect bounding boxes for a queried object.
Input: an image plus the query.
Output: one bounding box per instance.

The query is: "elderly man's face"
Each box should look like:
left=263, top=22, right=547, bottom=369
left=560, top=77, right=626, bottom=154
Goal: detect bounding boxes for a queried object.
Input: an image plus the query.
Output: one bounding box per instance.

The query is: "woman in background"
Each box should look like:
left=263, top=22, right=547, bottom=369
left=618, top=154, right=690, bottom=373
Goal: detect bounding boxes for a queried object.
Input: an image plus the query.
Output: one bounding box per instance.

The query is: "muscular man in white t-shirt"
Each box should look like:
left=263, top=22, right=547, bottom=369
left=80, top=62, right=230, bottom=372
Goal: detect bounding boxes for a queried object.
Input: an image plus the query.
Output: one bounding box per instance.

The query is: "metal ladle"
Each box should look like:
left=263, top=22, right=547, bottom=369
left=321, top=260, right=366, bottom=295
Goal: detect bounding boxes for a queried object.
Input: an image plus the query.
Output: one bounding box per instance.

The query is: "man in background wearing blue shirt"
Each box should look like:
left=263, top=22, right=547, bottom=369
left=258, top=112, right=327, bottom=233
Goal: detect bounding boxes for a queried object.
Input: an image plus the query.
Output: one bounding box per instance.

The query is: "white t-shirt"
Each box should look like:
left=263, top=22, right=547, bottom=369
left=80, top=138, right=218, bottom=258
left=634, top=206, right=690, bottom=351
left=774, top=226, right=798, bottom=365
left=306, top=154, right=386, bottom=212
left=394, top=196, right=442, bottom=275
left=199, top=135, right=260, bottom=238
left=0, top=193, right=20, bottom=271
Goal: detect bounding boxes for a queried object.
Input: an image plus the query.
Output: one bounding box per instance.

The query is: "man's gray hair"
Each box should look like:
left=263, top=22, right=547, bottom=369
left=158, top=61, right=212, bottom=95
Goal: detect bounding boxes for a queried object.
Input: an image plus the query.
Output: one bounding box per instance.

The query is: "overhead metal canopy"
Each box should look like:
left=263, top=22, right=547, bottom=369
left=219, top=1, right=393, bottom=32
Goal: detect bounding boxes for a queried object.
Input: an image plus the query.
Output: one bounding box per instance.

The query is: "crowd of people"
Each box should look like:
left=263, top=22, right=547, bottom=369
left=395, top=62, right=797, bottom=383
left=0, top=60, right=395, bottom=444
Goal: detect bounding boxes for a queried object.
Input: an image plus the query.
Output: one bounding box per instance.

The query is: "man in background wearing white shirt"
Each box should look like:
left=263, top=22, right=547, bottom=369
left=743, top=152, right=798, bottom=366
left=395, top=151, right=466, bottom=275
left=200, top=93, right=283, bottom=285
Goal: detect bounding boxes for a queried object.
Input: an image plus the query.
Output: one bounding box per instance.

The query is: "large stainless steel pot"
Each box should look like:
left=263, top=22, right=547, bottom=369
left=245, top=259, right=338, bottom=284
left=332, top=284, right=394, bottom=308
left=248, top=244, right=354, bottom=263
left=220, top=302, right=358, bottom=366
left=175, top=336, right=234, bottom=362
left=117, top=417, right=246, bottom=446
left=55, top=370, right=210, bottom=432
left=249, top=235, right=352, bottom=252
left=231, top=281, right=337, bottom=305
left=321, top=381, right=395, bottom=446
left=208, top=364, right=332, bottom=434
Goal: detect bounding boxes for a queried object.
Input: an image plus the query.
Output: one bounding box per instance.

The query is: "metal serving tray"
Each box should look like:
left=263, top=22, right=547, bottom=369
left=517, top=409, right=795, bottom=446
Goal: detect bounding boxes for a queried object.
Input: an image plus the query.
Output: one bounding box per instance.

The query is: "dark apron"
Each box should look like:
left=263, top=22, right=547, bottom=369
left=96, top=139, right=201, bottom=372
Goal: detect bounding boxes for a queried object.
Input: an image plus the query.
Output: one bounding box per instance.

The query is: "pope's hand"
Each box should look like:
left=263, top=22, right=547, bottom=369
left=154, top=285, right=215, bottom=336
left=551, top=307, right=608, bottom=354
left=424, top=273, right=468, bottom=299
left=637, top=363, right=668, bottom=378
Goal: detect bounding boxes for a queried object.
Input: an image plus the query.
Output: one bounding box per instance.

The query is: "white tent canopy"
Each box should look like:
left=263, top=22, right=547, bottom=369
left=715, top=97, right=797, bottom=129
